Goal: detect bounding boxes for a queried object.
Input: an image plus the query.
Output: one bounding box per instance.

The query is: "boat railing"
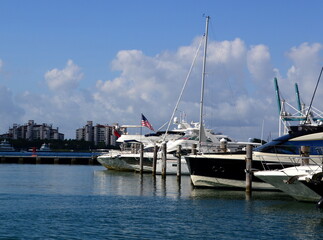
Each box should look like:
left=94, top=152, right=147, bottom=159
left=199, top=143, right=222, bottom=154
left=199, top=142, right=245, bottom=154
left=119, top=142, right=142, bottom=154
left=259, top=145, right=323, bottom=170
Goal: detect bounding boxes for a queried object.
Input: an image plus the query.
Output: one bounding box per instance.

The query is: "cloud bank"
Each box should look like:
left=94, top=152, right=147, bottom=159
left=0, top=39, right=322, bottom=140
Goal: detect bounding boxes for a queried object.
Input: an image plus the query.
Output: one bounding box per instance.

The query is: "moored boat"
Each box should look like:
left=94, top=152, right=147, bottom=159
left=254, top=163, right=323, bottom=202
left=97, top=117, right=189, bottom=172
left=0, top=140, right=15, bottom=152
left=97, top=151, right=154, bottom=172
left=186, top=124, right=323, bottom=190
left=39, top=143, right=52, bottom=152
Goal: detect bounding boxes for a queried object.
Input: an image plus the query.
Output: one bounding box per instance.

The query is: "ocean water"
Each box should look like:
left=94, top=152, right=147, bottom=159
left=0, top=164, right=323, bottom=240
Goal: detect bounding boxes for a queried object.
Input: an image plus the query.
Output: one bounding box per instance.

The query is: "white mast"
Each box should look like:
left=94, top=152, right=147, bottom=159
left=199, top=16, right=210, bottom=145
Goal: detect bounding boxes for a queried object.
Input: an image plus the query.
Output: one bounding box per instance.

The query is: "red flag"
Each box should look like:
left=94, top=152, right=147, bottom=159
left=113, top=128, right=121, bottom=138
left=141, top=114, right=154, bottom=131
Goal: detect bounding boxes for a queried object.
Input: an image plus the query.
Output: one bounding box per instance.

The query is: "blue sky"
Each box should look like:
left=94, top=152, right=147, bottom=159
left=0, top=0, right=323, bottom=140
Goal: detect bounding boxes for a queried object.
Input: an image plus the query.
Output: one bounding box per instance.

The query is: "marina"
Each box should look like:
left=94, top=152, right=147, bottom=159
left=1, top=1, right=323, bottom=239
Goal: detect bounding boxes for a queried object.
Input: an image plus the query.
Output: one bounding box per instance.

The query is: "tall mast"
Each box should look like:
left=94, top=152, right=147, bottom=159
left=199, top=16, right=210, bottom=144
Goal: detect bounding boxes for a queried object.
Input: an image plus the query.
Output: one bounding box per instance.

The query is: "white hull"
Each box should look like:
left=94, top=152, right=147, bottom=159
left=254, top=165, right=322, bottom=202
left=97, top=152, right=153, bottom=172
left=155, top=158, right=190, bottom=175
left=97, top=152, right=189, bottom=175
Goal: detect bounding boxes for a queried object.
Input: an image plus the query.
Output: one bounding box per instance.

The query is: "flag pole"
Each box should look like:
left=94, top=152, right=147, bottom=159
left=140, top=114, right=143, bottom=142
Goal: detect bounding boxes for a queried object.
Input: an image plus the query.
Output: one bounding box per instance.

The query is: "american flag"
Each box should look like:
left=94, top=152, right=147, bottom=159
left=141, top=114, right=154, bottom=131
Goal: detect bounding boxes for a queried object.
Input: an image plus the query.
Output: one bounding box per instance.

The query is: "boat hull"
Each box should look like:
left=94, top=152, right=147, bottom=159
left=97, top=152, right=190, bottom=175
left=185, top=152, right=302, bottom=190
left=254, top=166, right=323, bottom=202
left=300, top=179, right=323, bottom=199
left=97, top=153, right=153, bottom=172
left=155, top=157, right=190, bottom=175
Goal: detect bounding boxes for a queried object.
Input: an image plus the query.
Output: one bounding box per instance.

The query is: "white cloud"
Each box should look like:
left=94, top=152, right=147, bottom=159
left=45, top=59, right=83, bottom=92
left=2, top=39, right=322, bottom=140
left=286, top=43, right=323, bottom=93
left=247, top=44, right=274, bottom=82
left=206, top=38, right=247, bottom=90
left=208, top=38, right=246, bottom=64
left=275, top=42, right=323, bottom=105
left=92, top=38, right=277, bottom=140
left=0, top=59, right=3, bottom=72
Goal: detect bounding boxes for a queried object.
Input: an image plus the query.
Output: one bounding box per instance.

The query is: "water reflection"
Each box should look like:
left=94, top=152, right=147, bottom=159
left=93, top=169, right=193, bottom=198
left=93, top=170, right=323, bottom=239
left=93, top=169, right=298, bottom=201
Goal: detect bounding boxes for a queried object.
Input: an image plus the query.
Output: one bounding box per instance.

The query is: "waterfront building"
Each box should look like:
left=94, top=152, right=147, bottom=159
left=8, top=120, right=64, bottom=140
left=76, top=121, right=125, bottom=146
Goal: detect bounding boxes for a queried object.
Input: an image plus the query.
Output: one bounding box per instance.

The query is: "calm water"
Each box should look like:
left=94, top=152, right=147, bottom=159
left=1, top=164, right=323, bottom=240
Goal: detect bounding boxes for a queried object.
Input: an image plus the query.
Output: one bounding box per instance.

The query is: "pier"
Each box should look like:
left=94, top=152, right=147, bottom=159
left=0, top=152, right=101, bottom=165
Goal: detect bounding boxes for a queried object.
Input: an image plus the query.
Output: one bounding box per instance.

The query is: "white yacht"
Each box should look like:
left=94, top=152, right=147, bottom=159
left=254, top=163, right=323, bottom=202
left=39, top=143, right=52, bottom=151
left=0, top=140, right=15, bottom=152
left=155, top=124, right=246, bottom=175
left=97, top=118, right=190, bottom=172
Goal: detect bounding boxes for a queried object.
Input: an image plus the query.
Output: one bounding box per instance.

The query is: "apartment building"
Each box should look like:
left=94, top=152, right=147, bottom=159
left=76, top=121, right=125, bottom=146
left=8, top=120, right=64, bottom=140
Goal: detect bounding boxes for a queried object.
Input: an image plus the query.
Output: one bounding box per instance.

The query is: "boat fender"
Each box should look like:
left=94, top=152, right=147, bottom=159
left=317, top=197, right=323, bottom=209
left=283, top=175, right=299, bottom=184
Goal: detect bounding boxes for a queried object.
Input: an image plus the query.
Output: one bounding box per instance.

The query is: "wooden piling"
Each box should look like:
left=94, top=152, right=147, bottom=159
left=36, top=157, right=42, bottom=164
left=177, top=145, right=182, bottom=179
left=192, top=143, right=197, bottom=155
left=152, top=144, right=158, bottom=176
left=300, top=146, right=310, bottom=165
left=245, top=144, right=253, bottom=195
left=54, top=158, right=59, bottom=164
left=139, top=143, right=144, bottom=174
left=161, top=142, right=167, bottom=178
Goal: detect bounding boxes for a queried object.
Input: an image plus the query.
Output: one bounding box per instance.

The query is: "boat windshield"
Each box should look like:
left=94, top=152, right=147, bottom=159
left=180, top=135, right=199, bottom=141
left=255, top=135, right=323, bottom=155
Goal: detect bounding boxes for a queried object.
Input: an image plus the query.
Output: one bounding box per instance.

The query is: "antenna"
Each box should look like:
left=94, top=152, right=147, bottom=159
left=305, top=66, right=323, bottom=123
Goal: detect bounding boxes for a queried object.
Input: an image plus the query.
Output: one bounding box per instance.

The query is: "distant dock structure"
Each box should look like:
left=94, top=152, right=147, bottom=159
left=0, top=151, right=103, bottom=165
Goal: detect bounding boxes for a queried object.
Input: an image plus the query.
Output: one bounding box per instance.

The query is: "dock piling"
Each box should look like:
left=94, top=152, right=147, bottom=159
left=139, top=143, right=144, bottom=174
left=161, top=142, right=167, bottom=178
left=300, top=145, right=310, bottom=165
left=192, top=143, right=197, bottom=155
left=245, top=144, right=253, bottom=196
left=152, top=144, right=157, bottom=176
left=177, top=145, right=182, bottom=179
